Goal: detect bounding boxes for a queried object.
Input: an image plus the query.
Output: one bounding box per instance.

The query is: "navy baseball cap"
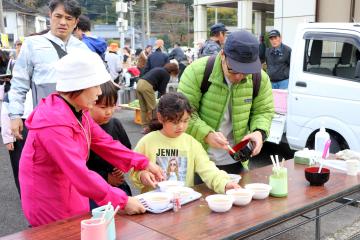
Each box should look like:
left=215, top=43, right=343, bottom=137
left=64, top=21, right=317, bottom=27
left=223, top=30, right=261, bottom=74
left=268, top=29, right=281, bottom=38
left=210, top=23, right=228, bottom=34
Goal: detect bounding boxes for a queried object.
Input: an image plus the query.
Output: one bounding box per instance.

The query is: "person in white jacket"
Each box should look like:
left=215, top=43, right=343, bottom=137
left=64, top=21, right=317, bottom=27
left=1, top=90, right=33, bottom=195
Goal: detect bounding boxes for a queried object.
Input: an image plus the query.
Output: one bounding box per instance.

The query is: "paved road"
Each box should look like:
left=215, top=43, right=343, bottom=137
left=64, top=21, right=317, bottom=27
left=0, top=109, right=359, bottom=239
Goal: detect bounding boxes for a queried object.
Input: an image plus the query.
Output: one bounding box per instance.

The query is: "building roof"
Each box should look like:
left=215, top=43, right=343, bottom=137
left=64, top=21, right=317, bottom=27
left=3, top=0, right=39, bottom=15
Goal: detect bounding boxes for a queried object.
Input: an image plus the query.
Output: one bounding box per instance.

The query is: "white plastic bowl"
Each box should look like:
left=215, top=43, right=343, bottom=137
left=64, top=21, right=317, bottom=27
left=165, top=186, right=194, bottom=201
left=145, top=192, right=173, bottom=210
left=205, top=194, right=234, bottom=213
left=244, top=183, right=272, bottom=200
left=157, top=180, right=185, bottom=192
left=226, top=188, right=254, bottom=206
left=228, top=174, right=242, bottom=183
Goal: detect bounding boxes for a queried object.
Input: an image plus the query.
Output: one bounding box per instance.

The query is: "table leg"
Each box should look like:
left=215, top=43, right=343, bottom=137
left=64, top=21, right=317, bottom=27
left=315, top=208, right=320, bottom=240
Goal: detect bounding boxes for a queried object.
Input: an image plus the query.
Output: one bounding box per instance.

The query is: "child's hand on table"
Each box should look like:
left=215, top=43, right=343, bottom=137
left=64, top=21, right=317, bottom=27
left=139, top=170, right=158, bottom=188
left=145, top=162, right=165, bottom=181
left=225, top=182, right=241, bottom=192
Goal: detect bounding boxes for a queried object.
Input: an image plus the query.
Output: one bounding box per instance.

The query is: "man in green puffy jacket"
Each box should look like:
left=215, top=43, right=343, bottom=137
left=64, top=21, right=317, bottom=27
left=178, top=30, right=274, bottom=174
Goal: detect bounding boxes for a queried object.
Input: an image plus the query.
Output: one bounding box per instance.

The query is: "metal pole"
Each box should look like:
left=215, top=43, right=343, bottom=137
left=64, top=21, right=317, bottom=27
left=0, top=0, right=6, bottom=33
left=105, top=5, right=108, bottom=24
left=315, top=208, right=321, bottom=240
left=120, top=11, right=124, bottom=48
left=141, top=0, right=145, bottom=47
left=215, top=8, right=218, bottom=23
left=130, top=2, right=135, bottom=50
left=146, top=0, right=150, bottom=39
left=187, top=5, right=190, bottom=47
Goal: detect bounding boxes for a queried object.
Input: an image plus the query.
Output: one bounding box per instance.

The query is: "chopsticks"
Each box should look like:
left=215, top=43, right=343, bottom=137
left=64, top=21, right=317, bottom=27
left=210, top=130, right=236, bottom=154
left=270, top=155, right=286, bottom=172
left=227, top=145, right=236, bottom=154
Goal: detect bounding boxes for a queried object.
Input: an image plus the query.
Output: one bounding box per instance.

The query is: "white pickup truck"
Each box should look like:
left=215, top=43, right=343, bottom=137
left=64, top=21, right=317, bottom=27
left=267, top=23, right=360, bottom=153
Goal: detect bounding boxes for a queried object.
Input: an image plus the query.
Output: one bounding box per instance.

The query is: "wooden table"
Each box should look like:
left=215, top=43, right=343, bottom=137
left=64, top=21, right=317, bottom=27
left=124, top=159, right=360, bottom=240
left=1, top=160, right=359, bottom=240
left=0, top=214, right=171, bottom=240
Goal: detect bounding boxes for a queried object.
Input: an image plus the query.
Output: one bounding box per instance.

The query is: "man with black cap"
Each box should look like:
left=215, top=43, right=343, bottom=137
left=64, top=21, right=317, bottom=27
left=198, top=23, right=227, bottom=58
left=179, top=30, right=274, bottom=174
left=265, top=29, right=292, bottom=89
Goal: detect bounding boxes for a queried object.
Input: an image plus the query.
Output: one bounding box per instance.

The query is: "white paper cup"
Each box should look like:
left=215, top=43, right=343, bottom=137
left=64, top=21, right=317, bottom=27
left=345, top=159, right=359, bottom=176
left=81, top=218, right=107, bottom=240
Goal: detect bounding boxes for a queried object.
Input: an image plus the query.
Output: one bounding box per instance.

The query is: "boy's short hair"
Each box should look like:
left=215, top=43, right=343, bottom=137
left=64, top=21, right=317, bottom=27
left=49, top=0, right=82, bottom=19
left=97, top=81, right=120, bottom=106
left=76, top=15, right=91, bottom=32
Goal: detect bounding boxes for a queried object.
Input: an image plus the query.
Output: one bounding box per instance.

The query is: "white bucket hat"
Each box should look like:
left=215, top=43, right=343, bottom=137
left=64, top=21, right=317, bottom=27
left=55, top=49, right=111, bottom=92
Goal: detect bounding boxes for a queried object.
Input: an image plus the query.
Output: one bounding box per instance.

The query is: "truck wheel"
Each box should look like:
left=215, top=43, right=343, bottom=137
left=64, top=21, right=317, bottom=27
left=306, top=131, right=349, bottom=153
left=329, top=135, right=341, bottom=153
left=329, top=133, right=348, bottom=153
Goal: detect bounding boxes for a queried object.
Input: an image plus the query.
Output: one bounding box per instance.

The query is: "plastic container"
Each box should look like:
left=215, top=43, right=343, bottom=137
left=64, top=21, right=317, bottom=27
left=81, top=218, right=107, bottom=240
left=294, top=148, right=317, bottom=165
left=269, top=167, right=288, bottom=197
left=272, top=89, right=288, bottom=114
left=314, top=127, right=330, bottom=158
left=172, top=191, right=181, bottom=212
left=92, top=205, right=116, bottom=240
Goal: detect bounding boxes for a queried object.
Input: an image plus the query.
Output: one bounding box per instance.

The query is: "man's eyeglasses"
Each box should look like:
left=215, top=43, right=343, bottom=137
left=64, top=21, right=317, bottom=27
left=223, top=57, right=241, bottom=74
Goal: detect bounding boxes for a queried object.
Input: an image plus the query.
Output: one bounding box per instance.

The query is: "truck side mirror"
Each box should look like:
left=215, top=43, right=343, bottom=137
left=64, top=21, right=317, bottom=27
left=355, top=60, right=360, bottom=79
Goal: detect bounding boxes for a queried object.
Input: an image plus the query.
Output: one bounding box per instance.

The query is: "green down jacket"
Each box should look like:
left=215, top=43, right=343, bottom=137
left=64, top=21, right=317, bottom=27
left=178, top=55, right=274, bottom=152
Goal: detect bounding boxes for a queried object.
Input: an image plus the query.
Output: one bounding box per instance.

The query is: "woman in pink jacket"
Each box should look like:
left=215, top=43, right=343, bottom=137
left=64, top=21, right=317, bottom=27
left=19, top=49, right=163, bottom=227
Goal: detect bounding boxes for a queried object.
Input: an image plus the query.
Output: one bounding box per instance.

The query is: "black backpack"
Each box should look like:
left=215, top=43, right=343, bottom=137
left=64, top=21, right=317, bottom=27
left=200, top=55, right=261, bottom=98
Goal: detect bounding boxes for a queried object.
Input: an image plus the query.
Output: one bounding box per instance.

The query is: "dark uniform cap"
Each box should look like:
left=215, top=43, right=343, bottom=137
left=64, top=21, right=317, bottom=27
left=268, top=29, right=281, bottom=37
left=223, top=30, right=261, bottom=74
left=210, top=23, right=228, bottom=34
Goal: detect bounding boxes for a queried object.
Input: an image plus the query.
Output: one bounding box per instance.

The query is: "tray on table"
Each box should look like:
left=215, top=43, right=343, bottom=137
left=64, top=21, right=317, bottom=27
left=135, top=190, right=202, bottom=214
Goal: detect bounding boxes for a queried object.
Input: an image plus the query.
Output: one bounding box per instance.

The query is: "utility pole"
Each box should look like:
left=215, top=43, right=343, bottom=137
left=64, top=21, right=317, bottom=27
left=215, top=8, right=218, bottom=23
left=105, top=5, right=108, bottom=24
left=0, top=0, right=5, bottom=33
left=116, top=0, right=128, bottom=48
left=187, top=5, right=190, bottom=47
left=141, top=0, right=145, bottom=48
left=129, top=1, right=135, bottom=50
left=146, top=0, right=150, bottom=39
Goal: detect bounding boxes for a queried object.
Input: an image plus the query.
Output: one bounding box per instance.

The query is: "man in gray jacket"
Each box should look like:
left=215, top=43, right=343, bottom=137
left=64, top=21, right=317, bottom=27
left=265, top=29, right=291, bottom=89
left=9, top=0, right=88, bottom=139
left=198, top=23, right=228, bottom=58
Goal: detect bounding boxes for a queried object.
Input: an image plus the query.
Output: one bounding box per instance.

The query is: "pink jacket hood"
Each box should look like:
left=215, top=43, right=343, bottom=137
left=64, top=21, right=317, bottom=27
left=26, top=94, right=81, bottom=130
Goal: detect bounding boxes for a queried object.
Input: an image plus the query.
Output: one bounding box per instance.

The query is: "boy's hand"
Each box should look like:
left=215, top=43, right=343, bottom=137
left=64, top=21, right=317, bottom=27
left=108, top=173, right=125, bottom=186
left=139, top=170, right=158, bottom=188
left=112, top=168, right=124, bottom=178
left=6, top=143, right=14, bottom=151
left=225, top=182, right=241, bottom=192
left=124, top=197, right=146, bottom=215
left=145, top=162, right=165, bottom=181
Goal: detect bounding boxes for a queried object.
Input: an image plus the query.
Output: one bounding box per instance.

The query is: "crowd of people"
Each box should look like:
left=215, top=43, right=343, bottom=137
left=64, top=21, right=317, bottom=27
left=0, top=0, right=294, bottom=230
